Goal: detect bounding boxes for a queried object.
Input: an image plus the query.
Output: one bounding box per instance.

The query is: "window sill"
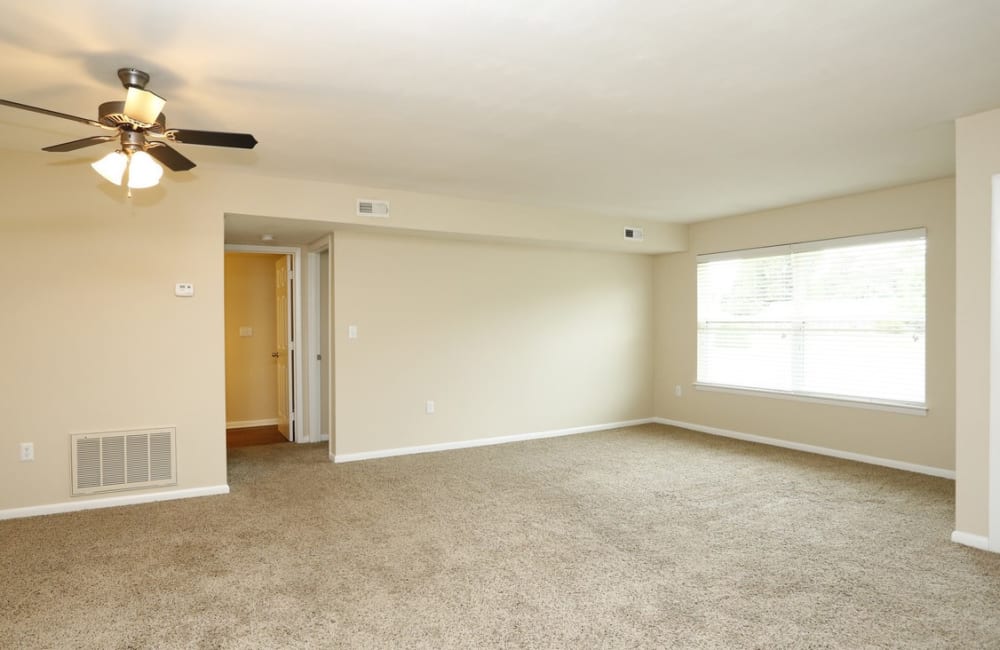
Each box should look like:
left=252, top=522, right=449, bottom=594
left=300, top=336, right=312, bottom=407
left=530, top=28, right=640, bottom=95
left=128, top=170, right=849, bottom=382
left=692, top=382, right=927, bottom=416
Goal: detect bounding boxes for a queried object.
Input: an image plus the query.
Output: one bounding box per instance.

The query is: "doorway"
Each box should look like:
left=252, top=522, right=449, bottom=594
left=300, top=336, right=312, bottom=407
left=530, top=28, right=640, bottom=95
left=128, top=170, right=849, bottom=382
left=224, top=245, right=303, bottom=447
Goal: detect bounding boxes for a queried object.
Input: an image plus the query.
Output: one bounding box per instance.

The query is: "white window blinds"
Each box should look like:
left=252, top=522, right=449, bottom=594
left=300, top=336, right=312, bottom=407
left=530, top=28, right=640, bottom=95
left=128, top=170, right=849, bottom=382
left=696, top=229, right=926, bottom=408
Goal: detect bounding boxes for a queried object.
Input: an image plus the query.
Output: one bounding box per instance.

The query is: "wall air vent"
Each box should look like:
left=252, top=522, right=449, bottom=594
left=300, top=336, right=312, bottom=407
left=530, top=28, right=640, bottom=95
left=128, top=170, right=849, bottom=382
left=624, top=227, right=644, bottom=241
left=71, top=428, right=176, bottom=496
left=357, top=199, right=390, bottom=218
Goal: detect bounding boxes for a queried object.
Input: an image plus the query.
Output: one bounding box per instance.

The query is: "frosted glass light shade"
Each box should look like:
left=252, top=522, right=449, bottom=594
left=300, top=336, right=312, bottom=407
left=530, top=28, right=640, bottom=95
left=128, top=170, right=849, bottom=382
left=91, top=151, right=128, bottom=185
left=126, top=151, right=163, bottom=189
left=124, top=87, right=166, bottom=125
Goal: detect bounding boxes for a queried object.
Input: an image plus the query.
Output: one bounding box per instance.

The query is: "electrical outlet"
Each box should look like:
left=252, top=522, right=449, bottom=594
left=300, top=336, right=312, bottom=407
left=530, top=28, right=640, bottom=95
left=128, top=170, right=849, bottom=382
left=426, top=400, right=435, bottom=414
left=674, top=385, right=682, bottom=397
left=19, top=442, right=34, bottom=462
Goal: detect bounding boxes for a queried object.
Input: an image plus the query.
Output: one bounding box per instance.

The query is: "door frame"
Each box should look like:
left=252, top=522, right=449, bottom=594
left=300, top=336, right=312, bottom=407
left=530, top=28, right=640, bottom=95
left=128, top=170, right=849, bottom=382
left=991, top=174, right=1000, bottom=552
left=225, top=244, right=305, bottom=443
left=307, top=236, right=334, bottom=452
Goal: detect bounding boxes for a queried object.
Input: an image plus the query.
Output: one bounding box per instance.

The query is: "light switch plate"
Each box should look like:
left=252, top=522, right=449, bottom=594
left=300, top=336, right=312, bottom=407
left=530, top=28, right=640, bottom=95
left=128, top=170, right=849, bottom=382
left=348, top=325, right=358, bottom=339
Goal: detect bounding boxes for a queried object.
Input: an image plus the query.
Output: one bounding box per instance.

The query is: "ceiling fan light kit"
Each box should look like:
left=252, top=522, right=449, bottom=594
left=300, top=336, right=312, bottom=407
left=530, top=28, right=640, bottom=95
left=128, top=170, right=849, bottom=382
left=91, top=151, right=128, bottom=185
left=125, top=150, right=164, bottom=189
left=0, top=68, right=258, bottom=194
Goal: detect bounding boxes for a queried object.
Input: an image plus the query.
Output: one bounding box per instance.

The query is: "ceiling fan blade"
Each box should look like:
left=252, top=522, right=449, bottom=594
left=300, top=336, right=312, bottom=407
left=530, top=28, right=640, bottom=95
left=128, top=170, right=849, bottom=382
left=166, top=129, right=257, bottom=149
left=42, top=135, right=118, bottom=152
left=146, top=142, right=197, bottom=171
left=0, top=98, right=115, bottom=130
left=123, top=87, right=166, bottom=125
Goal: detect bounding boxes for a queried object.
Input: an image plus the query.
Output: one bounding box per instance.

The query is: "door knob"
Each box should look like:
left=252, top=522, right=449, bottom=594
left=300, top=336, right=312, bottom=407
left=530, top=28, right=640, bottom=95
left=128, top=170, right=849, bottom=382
left=271, top=352, right=279, bottom=358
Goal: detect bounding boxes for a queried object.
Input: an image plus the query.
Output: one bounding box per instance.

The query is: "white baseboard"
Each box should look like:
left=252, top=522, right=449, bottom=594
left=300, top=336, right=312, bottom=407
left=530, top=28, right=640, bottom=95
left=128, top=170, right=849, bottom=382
left=951, top=530, right=990, bottom=551
left=0, top=485, right=230, bottom=521
left=653, top=417, right=955, bottom=479
left=333, top=418, right=655, bottom=463
left=226, top=418, right=279, bottom=429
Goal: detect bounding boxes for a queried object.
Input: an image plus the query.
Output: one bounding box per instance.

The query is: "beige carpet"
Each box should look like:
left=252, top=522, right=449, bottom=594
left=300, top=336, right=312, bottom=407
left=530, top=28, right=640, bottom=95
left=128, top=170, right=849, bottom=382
left=3, top=423, right=1000, bottom=648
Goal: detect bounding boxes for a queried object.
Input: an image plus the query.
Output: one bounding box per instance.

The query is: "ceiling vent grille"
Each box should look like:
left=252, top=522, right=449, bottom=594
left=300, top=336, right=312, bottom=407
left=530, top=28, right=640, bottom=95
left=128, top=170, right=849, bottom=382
left=71, top=428, right=176, bottom=496
left=357, top=199, right=390, bottom=218
left=624, top=227, right=644, bottom=241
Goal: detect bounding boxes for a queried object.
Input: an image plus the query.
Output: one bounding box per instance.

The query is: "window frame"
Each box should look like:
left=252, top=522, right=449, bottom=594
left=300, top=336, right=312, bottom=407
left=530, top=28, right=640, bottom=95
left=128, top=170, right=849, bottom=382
left=694, top=228, right=928, bottom=415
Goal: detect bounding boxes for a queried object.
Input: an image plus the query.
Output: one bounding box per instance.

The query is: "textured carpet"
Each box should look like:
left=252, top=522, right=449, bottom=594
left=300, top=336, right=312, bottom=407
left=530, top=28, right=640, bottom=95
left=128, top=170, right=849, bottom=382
left=3, top=423, right=1000, bottom=648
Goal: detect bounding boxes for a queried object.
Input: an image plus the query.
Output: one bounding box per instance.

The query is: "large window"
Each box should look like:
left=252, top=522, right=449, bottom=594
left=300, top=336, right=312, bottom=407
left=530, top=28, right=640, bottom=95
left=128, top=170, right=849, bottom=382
left=696, top=229, right=926, bottom=410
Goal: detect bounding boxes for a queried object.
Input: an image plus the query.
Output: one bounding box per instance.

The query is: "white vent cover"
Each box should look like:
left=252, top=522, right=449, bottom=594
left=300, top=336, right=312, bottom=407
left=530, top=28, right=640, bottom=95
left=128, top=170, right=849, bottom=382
left=357, top=199, right=390, bottom=218
left=71, top=428, right=176, bottom=496
left=624, top=227, right=644, bottom=241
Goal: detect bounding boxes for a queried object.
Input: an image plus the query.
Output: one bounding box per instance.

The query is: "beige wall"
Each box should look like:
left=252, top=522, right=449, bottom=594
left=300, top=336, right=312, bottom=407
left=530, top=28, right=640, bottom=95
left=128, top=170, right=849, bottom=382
left=0, top=141, right=962, bottom=517
left=0, top=153, right=228, bottom=511
left=332, top=232, right=654, bottom=455
left=0, top=146, right=674, bottom=514
left=653, top=178, right=956, bottom=470
left=224, top=175, right=688, bottom=254
left=954, top=108, right=1000, bottom=537
left=224, top=253, right=282, bottom=425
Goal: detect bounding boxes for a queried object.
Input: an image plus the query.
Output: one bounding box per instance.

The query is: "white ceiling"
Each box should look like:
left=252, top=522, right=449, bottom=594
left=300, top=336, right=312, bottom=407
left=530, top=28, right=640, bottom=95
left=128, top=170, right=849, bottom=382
left=2, top=1, right=999, bottom=223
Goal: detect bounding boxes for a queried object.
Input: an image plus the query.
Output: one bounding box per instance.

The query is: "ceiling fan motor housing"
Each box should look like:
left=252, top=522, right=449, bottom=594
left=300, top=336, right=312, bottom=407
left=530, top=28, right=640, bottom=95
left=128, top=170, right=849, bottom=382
left=97, top=101, right=165, bottom=132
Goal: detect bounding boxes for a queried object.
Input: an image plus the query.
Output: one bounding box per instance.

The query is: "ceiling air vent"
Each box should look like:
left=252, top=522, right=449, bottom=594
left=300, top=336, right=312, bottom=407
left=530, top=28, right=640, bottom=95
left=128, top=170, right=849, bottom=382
left=624, top=227, right=644, bottom=241
left=357, top=199, right=390, bottom=218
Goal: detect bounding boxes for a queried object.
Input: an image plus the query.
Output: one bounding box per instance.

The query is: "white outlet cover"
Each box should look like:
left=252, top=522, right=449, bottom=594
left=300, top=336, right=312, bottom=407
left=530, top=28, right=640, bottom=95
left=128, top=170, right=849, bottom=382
left=426, top=400, right=435, bottom=414
left=175, top=283, right=195, bottom=297
left=239, top=326, right=253, bottom=337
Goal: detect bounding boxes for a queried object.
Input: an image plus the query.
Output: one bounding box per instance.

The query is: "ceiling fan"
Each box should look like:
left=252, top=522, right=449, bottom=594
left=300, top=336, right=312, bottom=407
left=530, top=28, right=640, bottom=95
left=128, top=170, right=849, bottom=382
left=0, top=68, right=257, bottom=192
